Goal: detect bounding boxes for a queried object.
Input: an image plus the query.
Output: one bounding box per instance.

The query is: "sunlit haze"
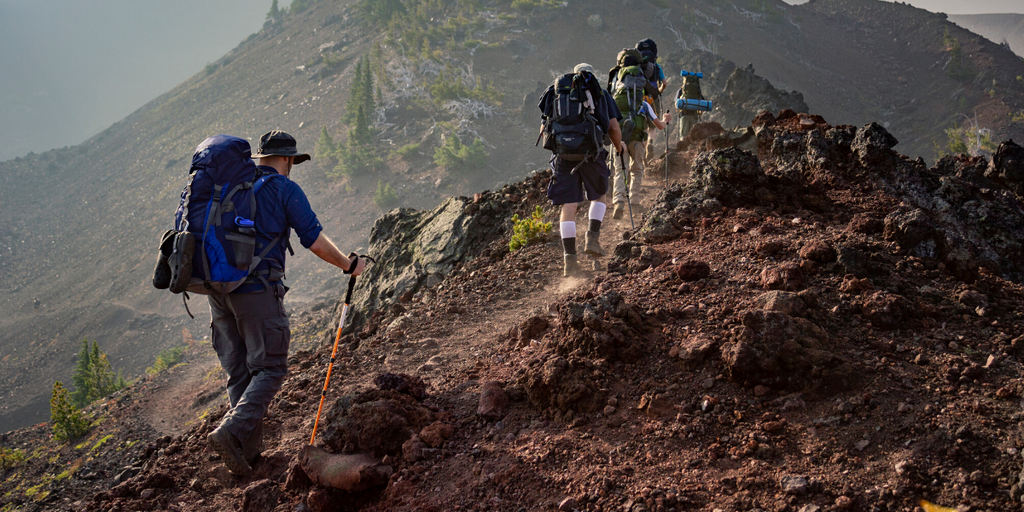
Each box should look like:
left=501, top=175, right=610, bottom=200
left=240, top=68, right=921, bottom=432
left=0, top=0, right=270, bottom=162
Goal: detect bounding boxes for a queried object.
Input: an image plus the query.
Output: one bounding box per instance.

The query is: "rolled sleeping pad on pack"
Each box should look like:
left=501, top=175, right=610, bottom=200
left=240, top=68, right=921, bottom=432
left=675, top=98, right=713, bottom=111
left=680, top=70, right=703, bottom=78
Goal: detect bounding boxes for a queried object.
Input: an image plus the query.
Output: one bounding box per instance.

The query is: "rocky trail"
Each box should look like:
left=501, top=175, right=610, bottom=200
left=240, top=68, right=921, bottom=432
left=6, top=113, right=1024, bottom=512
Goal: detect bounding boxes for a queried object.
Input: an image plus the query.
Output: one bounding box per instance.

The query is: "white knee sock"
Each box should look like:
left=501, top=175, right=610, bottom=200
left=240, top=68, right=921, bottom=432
left=560, top=221, right=576, bottom=240
left=589, top=202, right=606, bottom=223
left=560, top=221, right=576, bottom=254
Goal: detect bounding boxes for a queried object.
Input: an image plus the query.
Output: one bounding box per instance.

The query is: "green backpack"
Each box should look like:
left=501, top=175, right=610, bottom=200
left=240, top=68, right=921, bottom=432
left=682, top=76, right=704, bottom=100
left=612, top=65, right=648, bottom=142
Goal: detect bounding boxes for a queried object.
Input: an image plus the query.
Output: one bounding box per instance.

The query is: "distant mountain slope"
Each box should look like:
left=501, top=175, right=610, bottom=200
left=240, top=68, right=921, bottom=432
left=950, top=13, right=1024, bottom=58
left=3, top=0, right=1024, bottom=433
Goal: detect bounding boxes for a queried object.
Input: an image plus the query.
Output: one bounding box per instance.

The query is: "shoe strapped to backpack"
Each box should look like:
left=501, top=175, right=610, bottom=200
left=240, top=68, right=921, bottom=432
left=167, top=231, right=195, bottom=294
left=152, top=229, right=176, bottom=289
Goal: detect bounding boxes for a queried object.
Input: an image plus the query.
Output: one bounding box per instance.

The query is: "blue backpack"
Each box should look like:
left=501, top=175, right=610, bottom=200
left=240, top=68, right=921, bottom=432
left=172, top=135, right=284, bottom=296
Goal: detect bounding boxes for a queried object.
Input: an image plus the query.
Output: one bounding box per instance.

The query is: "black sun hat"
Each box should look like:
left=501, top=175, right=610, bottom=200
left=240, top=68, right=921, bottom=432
left=251, top=130, right=311, bottom=164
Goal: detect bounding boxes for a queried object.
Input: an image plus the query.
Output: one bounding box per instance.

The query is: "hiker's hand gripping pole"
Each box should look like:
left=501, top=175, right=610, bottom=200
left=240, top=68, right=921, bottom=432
left=310, top=255, right=375, bottom=445
left=618, top=150, right=636, bottom=232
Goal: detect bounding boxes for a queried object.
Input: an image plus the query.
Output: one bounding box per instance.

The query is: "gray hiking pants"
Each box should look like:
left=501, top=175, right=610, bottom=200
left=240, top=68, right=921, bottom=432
left=208, top=283, right=289, bottom=443
left=679, top=114, right=699, bottom=141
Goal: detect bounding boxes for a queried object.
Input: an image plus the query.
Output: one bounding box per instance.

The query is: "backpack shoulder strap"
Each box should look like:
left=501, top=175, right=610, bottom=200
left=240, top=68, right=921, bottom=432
left=253, top=172, right=282, bottom=195
left=607, top=67, right=619, bottom=92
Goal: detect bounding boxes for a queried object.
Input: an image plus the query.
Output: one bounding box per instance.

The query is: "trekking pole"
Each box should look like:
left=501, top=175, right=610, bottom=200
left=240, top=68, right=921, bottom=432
left=665, top=114, right=672, bottom=188
left=618, top=150, right=635, bottom=232
left=310, top=255, right=375, bottom=445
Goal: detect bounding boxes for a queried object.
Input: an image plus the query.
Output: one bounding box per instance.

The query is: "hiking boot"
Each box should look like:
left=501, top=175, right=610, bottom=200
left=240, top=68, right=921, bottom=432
left=152, top=229, right=176, bottom=290
left=563, top=254, right=584, bottom=278
left=583, top=231, right=605, bottom=257
left=612, top=203, right=625, bottom=220
left=241, top=420, right=263, bottom=465
left=208, top=427, right=252, bottom=477
left=167, top=232, right=195, bottom=294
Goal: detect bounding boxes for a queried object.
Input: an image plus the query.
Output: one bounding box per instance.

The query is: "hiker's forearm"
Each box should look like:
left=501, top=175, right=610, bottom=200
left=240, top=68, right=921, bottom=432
left=310, top=233, right=355, bottom=272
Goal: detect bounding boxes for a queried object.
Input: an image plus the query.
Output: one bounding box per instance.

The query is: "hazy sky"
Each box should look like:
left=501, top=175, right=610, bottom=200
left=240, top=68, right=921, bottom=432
left=784, top=0, right=1024, bottom=13
left=0, top=0, right=270, bottom=162
left=1, top=0, right=1021, bottom=163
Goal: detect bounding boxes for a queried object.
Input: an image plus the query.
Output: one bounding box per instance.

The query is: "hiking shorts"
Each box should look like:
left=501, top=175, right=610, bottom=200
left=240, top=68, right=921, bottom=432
left=547, top=152, right=611, bottom=205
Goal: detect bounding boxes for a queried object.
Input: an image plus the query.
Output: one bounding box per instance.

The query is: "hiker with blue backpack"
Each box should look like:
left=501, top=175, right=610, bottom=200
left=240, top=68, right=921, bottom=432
left=676, top=71, right=708, bottom=141
left=153, top=131, right=364, bottom=476
left=537, top=63, right=626, bottom=277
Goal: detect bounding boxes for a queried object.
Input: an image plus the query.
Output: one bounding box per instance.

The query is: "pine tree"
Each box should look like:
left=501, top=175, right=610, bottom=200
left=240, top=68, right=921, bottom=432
left=353, top=105, right=371, bottom=145
left=267, top=0, right=281, bottom=21
left=71, top=339, right=93, bottom=407
left=51, top=381, right=90, bottom=441
left=343, top=58, right=366, bottom=124
left=71, top=339, right=128, bottom=408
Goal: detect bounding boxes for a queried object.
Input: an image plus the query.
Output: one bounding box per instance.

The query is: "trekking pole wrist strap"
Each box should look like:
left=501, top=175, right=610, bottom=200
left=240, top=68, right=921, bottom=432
left=344, top=253, right=359, bottom=274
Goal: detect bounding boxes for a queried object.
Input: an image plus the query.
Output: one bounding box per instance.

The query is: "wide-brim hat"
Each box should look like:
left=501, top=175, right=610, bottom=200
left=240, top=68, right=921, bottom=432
left=251, top=130, right=311, bottom=164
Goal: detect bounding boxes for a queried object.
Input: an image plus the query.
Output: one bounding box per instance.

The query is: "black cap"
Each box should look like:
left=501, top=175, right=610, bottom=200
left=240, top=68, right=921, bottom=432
left=251, top=130, right=311, bottom=164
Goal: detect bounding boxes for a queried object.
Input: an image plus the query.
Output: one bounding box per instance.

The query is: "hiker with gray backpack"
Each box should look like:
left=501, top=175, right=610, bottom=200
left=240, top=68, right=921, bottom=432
left=635, top=38, right=668, bottom=162
left=537, top=63, right=626, bottom=277
left=153, top=131, right=365, bottom=476
left=606, top=48, right=672, bottom=220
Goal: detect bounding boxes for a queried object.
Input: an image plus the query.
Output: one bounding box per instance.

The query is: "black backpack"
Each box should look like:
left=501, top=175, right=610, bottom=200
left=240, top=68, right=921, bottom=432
left=640, top=59, right=661, bottom=100
left=538, top=71, right=606, bottom=159
left=636, top=38, right=658, bottom=59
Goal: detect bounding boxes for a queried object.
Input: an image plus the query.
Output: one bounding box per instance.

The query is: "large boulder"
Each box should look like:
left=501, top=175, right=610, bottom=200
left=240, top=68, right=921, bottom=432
left=322, top=389, right=436, bottom=457
left=348, top=174, right=547, bottom=332
left=986, top=139, right=1024, bottom=196
left=721, top=310, right=858, bottom=393
left=852, top=122, right=898, bottom=168
left=884, top=208, right=941, bottom=258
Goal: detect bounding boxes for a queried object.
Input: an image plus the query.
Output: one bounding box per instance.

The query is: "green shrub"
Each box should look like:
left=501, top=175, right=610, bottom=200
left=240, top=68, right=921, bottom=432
left=0, top=447, right=26, bottom=469
left=395, top=143, right=421, bottom=159
left=509, top=206, right=552, bottom=251
left=147, top=346, right=186, bottom=375
left=937, top=121, right=997, bottom=157
left=323, top=52, right=347, bottom=70
left=511, top=0, right=559, bottom=10
left=71, top=339, right=129, bottom=408
left=373, top=180, right=399, bottom=209
left=428, top=65, right=504, bottom=106
left=943, top=124, right=970, bottom=155
left=290, top=0, right=312, bottom=14
left=357, top=0, right=407, bottom=25
left=51, top=381, right=90, bottom=442
left=943, top=28, right=973, bottom=80
left=434, top=135, right=487, bottom=173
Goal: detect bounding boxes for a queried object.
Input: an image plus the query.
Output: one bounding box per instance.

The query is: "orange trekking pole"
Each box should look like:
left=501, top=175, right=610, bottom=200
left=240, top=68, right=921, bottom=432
left=310, top=255, right=372, bottom=445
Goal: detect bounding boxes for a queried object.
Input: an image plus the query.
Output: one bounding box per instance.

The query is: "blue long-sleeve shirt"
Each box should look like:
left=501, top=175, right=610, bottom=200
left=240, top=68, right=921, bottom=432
left=234, top=166, right=323, bottom=293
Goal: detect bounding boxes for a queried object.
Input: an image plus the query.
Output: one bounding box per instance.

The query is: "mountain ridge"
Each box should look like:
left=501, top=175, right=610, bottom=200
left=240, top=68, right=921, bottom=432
left=2, top=0, right=1024, bottom=436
